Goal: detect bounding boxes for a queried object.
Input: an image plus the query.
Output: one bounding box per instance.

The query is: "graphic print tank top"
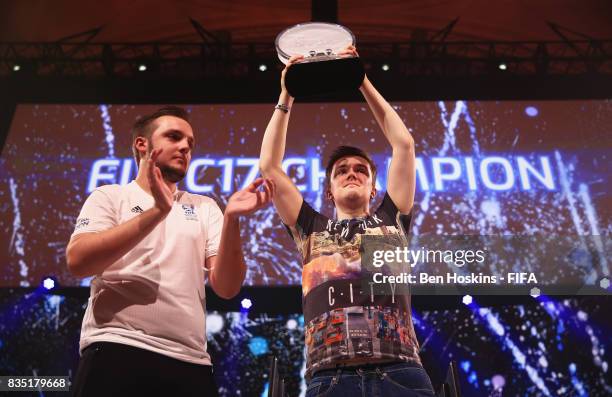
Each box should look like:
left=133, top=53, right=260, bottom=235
left=286, top=193, right=421, bottom=378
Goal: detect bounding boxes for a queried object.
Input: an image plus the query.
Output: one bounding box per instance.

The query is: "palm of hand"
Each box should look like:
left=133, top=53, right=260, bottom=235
left=226, top=189, right=265, bottom=215
left=154, top=181, right=174, bottom=209
left=226, top=178, right=274, bottom=216
left=146, top=148, right=174, bottom=212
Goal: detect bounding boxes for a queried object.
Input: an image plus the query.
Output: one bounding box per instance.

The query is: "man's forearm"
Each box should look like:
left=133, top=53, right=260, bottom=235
left=259, top=92, right=294, bottom=173
left=360, top=77, right=414, bottom=149
left=210, top=214, right=246, bottom=299
left=66, top=207, right=168, bottom=277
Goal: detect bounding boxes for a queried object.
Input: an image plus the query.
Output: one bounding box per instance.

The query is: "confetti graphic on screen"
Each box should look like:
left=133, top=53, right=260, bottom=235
left=0, top=101, right=610, bottom=288
left=0, top=291, right=609, bottom=396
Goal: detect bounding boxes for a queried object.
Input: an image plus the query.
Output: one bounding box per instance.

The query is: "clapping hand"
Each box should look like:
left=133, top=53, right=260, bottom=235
left=225, top=178, right=276, bottom=218
left=146, top=148, right=174, bottom=214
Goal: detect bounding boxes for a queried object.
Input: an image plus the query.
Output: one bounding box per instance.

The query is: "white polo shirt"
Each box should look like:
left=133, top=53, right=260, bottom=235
left=71, top=181, right=222, bottom=365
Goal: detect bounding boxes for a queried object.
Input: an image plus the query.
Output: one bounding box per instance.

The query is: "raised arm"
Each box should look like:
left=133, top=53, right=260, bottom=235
left=359, top=69, right=416, bottom=213
left=258, top=57, right=304, bottom=227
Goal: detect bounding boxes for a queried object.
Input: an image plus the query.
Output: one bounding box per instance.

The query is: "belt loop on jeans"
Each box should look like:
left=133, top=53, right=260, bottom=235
left=332, top=368, right=341, bottom=385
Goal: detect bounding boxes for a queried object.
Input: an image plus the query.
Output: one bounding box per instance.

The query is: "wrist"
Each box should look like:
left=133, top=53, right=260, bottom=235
left=152, top=203, right=171, bottom=218
left=275, top=103, right=291, bottom=113
left=279, top=90, right=294, bottom=105
left=223, top=210, right=240, bottom=222
left=359, top=75, right=370, bottom=92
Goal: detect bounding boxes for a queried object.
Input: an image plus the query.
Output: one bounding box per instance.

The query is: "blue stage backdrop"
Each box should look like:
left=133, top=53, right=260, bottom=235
left=1, top=101, right=609, bottom=287
left=0, top=292, right=609, bottom=396
left=0, top=101, right=610, bottom=396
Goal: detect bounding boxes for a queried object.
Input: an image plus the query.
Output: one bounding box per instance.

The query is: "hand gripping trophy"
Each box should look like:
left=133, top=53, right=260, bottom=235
left=275, top=22, right=365, bottom=98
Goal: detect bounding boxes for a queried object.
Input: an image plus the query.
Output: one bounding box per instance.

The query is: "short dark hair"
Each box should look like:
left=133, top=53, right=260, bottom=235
left=131, top=106, right=191, bottom=165
left=324, top=145, right=377, bottom=192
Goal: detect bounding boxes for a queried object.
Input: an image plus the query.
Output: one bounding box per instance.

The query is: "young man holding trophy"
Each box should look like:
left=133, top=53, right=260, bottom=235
left=261, top=27, right=436, bottom=396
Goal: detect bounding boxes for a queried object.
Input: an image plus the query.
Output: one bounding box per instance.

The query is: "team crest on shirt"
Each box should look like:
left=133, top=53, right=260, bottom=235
left=181, top=204, right=198, bottom=221
left=75, top=218, right=90, bottom=230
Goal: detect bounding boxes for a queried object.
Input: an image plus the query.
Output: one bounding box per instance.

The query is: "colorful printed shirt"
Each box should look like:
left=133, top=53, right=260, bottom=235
left=286, top=193, right=421, bottom=378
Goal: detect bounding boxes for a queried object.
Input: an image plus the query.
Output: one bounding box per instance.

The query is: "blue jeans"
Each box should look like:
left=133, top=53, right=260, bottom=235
left=305, top=362, right=435, bottom=397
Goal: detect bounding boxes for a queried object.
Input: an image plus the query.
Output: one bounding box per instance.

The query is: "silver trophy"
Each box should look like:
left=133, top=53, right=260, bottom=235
left=275, top=22, right=365, bottom=98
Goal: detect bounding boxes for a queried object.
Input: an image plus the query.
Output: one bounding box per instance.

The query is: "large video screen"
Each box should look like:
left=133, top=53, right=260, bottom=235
left=0, top=101, right=609, bottom=288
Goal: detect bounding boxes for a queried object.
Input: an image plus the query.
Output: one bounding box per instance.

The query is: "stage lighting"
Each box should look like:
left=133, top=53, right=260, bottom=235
left=241, top=298, right=252, bottom=310
left=13, top=64, right=21, bottom=72
left=525, top=106, right=539, bottom=117
left=138, top=64, right=147, bottom=72
left=248, top=337, right=268, bottom=356
left=42, top=277, right=56, bottom=291
left=498, top=63, right=507, bottom=70
left=530, top=287, right=541, bottom=298
left=381, top=64, right=390, bottom=71
left=258, top=64, right=267, bottom=72
left=462, top=295, right=473, bottom=305
left=491, top=374, right=506, bottom=390
left=206, top=313, right=224, bottom=334
left=286, top=319, right=297, bottom=330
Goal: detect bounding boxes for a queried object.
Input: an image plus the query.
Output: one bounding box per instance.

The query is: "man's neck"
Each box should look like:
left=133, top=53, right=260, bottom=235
left=335, top=205, right=370, bottom=221
left=135, top=168, right=177, bottom=195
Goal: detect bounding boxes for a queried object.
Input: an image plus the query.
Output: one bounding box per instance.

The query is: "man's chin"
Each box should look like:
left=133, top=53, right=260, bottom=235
left=159, top=165, right=186, bottom=183
left=338, top=191, right=368, bottom=205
